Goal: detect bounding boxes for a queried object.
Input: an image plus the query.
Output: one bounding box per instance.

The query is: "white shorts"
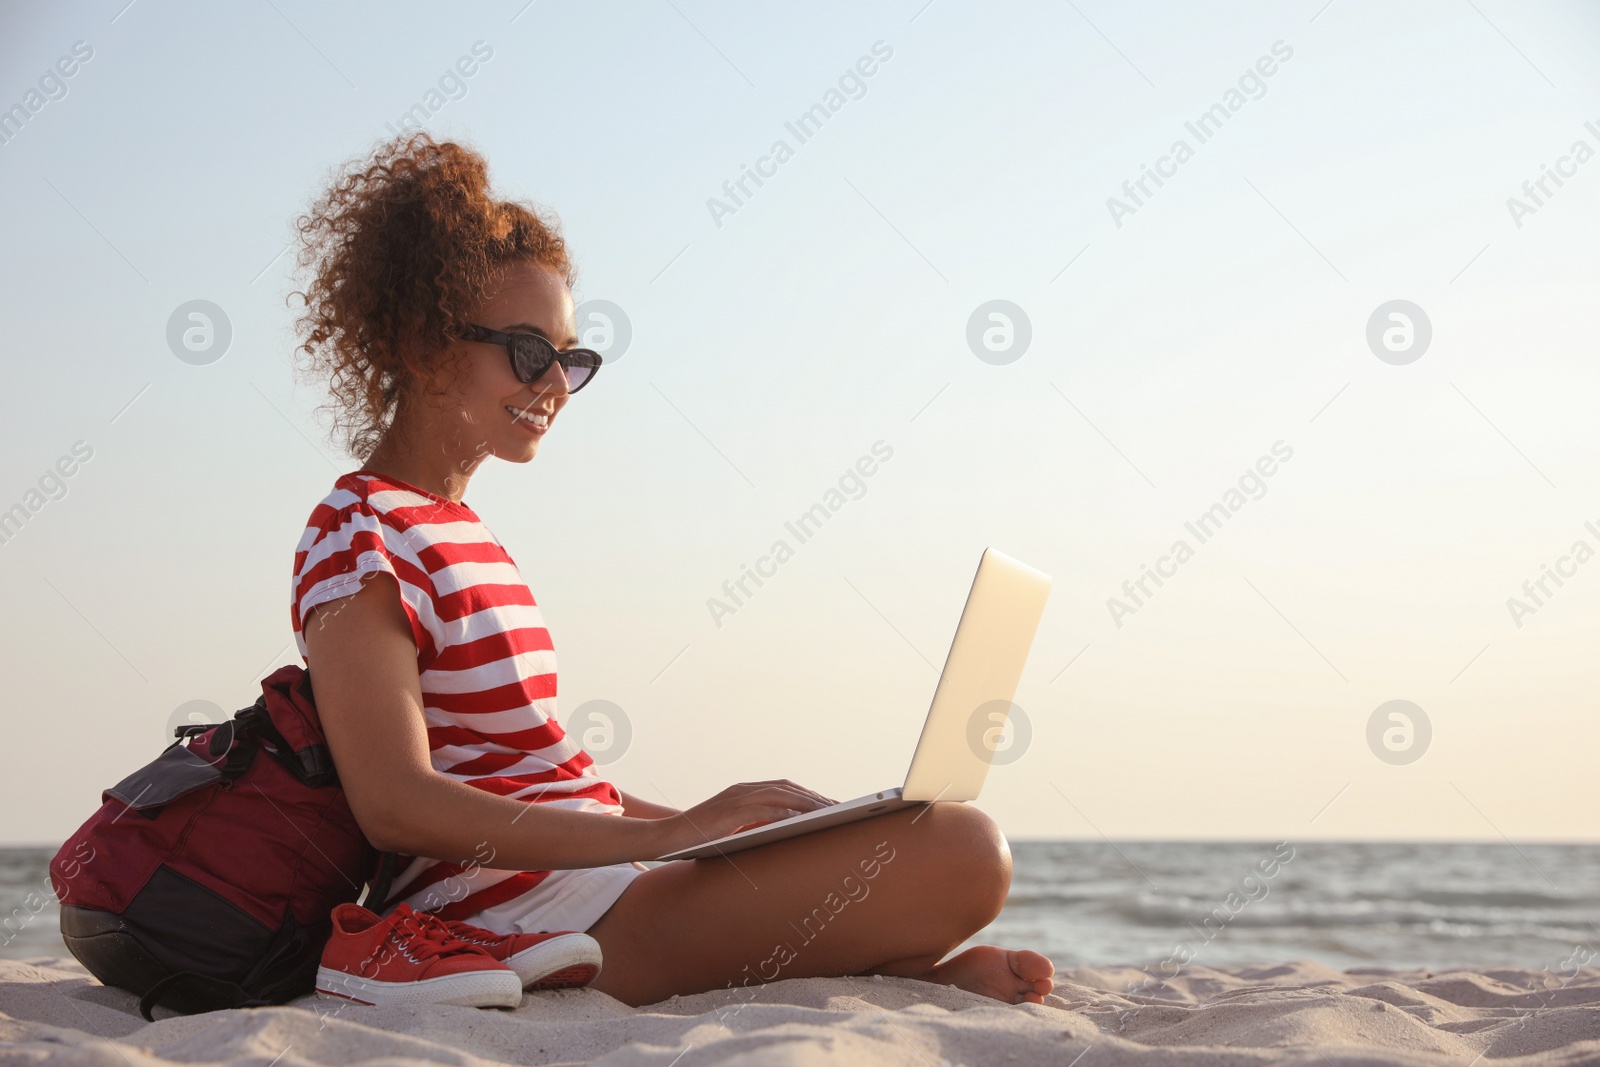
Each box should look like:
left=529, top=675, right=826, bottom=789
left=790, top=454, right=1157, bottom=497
left=458, top=861, right=651, bottom=935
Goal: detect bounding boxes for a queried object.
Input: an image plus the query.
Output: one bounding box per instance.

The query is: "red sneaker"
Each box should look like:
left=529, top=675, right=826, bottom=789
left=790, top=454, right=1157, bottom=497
left=317, top=903, right=522, bottom=1008
left=439, top=919, right=603, bottom=990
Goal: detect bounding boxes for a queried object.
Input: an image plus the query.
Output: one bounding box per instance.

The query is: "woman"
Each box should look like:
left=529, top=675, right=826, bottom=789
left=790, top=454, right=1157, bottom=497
left=290, top=133, right=1056, bottom=1008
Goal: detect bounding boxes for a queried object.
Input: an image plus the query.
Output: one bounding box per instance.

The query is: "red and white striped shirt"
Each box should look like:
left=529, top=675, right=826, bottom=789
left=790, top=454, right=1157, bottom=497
left=290, top=469, right=622, bottom=919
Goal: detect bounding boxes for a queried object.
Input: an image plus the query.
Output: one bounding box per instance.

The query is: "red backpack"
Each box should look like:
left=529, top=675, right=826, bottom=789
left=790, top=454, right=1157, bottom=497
left=52, top=665, right=393, bottom=1019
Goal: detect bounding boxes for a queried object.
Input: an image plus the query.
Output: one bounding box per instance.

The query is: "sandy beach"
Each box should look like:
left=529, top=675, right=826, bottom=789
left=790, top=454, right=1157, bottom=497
left=4, top=956, right=1599, bottom=1065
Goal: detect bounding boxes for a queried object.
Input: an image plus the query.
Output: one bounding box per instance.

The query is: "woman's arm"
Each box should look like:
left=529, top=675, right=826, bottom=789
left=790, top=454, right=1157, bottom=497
left=304, top=571, right=837, bottom=868
left=304, top=572, right=670, bottom=870
left=616, top=791, right=680, bottom=820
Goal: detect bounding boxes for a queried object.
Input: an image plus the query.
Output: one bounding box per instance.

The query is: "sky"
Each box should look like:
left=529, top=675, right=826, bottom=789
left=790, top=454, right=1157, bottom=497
left=2, top=0, right=1599, bottom=847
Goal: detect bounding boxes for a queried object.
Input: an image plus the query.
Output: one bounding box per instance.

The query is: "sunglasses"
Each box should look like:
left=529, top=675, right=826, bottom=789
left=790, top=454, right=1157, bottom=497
left=458, top=323, right=603, bottom=394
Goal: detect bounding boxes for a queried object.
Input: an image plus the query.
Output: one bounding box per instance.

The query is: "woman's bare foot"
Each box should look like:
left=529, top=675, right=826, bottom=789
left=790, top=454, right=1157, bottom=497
left=916, top=945, right=1055, bottom=1004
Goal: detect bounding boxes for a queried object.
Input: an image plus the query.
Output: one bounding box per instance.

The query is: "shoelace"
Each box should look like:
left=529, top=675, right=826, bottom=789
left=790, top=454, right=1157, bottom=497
left=382, top=907, right=483, bottom=963
left=444, top=921, right=501, bottom=947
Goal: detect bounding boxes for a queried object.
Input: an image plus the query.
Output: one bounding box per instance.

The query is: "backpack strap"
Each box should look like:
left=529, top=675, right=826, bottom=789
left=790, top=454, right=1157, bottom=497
left=365, top=850, right=398, bottom=912
left=235, top=700, right=339, bottom=788
left=137, top=972, right=270, bottom=1021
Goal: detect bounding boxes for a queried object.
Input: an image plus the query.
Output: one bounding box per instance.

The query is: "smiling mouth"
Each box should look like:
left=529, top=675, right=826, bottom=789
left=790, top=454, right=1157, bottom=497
left=506, top=406, right=551, bottom=432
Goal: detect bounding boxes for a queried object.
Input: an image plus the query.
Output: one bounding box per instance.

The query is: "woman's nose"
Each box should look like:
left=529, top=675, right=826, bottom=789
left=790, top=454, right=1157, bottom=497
left=538, top=360, right=571, bottom=396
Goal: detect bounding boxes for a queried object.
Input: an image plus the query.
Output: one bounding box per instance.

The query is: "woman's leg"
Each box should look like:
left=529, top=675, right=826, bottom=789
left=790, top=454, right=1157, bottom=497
left=584, top=801, right=1054, bottom=1007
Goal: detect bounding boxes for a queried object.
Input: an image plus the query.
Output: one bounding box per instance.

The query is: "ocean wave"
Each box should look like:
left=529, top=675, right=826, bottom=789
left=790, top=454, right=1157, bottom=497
left=1002, top=891, right=1600, bottom=936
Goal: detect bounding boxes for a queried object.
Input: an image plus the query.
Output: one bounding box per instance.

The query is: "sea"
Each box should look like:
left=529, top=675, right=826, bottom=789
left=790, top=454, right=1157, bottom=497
left=5, top=842, right=1598, bottom=974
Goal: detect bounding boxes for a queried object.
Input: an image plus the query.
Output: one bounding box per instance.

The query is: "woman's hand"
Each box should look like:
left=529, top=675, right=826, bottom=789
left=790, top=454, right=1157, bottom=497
left=655, top=780, right=837, bottom=856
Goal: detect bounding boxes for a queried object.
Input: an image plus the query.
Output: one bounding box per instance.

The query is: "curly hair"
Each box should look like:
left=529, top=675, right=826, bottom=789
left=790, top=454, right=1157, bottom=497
left=291, top=132, right=576, bottom=460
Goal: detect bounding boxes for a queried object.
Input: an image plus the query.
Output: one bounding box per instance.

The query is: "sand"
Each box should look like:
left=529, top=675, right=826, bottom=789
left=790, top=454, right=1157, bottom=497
left=3, top=956, right=1600, bottom=1065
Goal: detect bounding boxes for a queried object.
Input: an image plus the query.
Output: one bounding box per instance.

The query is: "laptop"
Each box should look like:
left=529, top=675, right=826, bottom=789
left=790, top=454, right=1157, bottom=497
left=655, top=547, right=1052, bottom=862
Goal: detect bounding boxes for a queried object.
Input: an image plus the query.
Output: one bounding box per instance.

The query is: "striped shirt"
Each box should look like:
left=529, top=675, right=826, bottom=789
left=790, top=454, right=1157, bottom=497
left=290, top=469, right=623, bottom=920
